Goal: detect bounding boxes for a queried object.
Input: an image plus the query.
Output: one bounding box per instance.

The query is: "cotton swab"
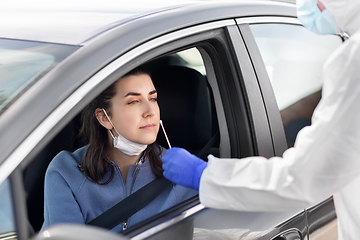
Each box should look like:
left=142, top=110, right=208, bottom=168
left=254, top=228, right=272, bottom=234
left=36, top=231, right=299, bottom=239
left=159, top=120, right=172, bottom=149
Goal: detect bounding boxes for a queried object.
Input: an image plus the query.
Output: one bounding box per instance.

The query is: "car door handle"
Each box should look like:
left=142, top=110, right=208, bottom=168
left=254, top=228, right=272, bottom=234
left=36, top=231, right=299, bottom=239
left=272, top=229, right=302, bottom=240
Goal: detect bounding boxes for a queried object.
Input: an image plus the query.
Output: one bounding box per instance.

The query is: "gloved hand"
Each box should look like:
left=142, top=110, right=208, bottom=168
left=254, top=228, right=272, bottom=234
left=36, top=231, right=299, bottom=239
left=162, top=147, right=207, bottom=190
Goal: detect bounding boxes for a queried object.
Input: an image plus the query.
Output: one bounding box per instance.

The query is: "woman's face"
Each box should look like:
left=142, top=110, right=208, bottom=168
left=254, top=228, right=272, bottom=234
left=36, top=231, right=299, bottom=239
left=109, top=74, right=160, bottom=145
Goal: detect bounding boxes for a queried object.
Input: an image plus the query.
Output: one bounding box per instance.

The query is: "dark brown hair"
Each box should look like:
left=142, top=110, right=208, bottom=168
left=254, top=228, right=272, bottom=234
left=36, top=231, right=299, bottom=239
left=80, top=67, right=163, bottom=184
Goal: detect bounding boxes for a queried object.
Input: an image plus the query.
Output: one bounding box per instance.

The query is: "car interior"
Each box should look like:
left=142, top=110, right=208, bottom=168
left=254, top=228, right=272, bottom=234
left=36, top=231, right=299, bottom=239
left=22, top=48, right=220, bottom=233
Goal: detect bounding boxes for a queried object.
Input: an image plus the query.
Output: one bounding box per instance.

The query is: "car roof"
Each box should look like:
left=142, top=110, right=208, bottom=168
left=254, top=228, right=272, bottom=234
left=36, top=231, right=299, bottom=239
left=0, top=0, right=194, bottom=45
left=0, top=0, right=295, bottom=45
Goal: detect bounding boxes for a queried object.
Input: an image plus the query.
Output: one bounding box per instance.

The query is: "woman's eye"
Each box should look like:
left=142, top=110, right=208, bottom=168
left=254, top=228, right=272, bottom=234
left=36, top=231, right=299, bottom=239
left=128, top=100, right=138, bottom=105
left=150, top=97, right=157, bottom=102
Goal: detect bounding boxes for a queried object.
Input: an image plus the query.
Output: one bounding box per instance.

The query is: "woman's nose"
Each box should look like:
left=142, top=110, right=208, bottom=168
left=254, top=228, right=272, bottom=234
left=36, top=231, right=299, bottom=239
left=143, top=100, right=156, bottom=117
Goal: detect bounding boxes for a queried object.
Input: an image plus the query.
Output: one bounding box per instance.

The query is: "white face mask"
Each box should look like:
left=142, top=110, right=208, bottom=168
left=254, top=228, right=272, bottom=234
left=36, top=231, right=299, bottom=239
left=102, top=109, right=148, bottom=156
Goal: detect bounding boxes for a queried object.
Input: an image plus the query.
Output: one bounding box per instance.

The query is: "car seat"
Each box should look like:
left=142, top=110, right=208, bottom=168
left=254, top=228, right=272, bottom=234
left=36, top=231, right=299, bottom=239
left=151, top=65, right=219, bottom=159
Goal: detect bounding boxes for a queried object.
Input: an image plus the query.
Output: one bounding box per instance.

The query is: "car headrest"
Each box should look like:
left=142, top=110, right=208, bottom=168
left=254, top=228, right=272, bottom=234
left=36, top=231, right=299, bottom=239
left=151, top=65, right=215, bottom=152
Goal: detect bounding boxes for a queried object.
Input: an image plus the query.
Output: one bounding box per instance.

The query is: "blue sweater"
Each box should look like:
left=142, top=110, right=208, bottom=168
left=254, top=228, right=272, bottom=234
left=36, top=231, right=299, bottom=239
left=41, top=146, right=198, bottom=232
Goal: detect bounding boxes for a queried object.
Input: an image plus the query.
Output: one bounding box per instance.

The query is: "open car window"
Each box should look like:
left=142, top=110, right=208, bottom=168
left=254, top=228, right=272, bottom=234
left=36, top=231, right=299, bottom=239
left=24, top=46, right=221, bottom=234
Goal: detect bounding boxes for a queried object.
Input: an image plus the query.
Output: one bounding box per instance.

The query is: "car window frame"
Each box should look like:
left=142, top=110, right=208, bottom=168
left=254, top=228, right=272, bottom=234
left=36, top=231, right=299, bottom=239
left=121, top=26, right=267, bottom=237
left=123, top=22, right=292, bottom=239
left=235, top=17, right=304, bottom=157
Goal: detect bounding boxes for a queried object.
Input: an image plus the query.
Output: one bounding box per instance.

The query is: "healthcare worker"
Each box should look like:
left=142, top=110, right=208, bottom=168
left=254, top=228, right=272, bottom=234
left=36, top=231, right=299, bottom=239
left=162, top=0, right=360, bottom=239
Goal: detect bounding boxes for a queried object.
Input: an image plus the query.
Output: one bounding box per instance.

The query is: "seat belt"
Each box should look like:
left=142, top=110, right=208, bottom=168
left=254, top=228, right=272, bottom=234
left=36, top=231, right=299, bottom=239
left=88, top=177, right=172, bottom=230
left=196, top=131, right=219, bottom=159
left=88, top=131, right=219, bottom=230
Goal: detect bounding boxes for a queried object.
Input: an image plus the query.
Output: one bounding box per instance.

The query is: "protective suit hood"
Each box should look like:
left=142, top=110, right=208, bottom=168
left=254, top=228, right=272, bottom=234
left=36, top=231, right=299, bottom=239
left=321, top=0, right=360, bottom=35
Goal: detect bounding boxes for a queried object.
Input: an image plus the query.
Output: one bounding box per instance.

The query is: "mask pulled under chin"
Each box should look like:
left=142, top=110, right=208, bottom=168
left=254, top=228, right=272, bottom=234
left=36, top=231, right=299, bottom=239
left=110, top=130, right=148, bottom=156
left=102, top=109, right=148, bottom=156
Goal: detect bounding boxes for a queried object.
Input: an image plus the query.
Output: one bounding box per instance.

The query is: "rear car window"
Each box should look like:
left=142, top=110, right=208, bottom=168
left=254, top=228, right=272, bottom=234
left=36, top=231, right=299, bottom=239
left=0, top=38, right=78, bottom=114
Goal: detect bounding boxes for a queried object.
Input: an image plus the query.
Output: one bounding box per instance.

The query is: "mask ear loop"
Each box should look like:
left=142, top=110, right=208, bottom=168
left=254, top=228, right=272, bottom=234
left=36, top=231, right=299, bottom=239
left=102, top=108, right=121, bottom=138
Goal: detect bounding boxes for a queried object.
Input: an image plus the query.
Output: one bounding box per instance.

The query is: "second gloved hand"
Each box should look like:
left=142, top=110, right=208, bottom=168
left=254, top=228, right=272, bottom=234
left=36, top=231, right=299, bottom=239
left=162, top=147, right=207, bottom=190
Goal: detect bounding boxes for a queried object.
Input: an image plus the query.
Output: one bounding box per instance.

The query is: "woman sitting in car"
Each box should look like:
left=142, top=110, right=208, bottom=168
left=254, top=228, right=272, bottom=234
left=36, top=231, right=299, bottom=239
left=41, top=67, right=197, bottom=232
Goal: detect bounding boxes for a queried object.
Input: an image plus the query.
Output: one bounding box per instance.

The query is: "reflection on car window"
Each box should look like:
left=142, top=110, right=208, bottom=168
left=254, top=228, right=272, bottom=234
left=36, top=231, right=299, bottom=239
left=0, top=39, right=78, bottom=114
left=0, top=48, right=54, bottom=108
left=176, top=48, right=206, bottom=75
left=250, top=23, right=342, bottom=146
left=0, top=178, right=16, bottom=239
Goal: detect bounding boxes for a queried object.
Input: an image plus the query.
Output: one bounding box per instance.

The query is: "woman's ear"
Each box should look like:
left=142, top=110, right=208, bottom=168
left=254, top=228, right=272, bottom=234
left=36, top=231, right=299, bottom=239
left=95, top=108, right=113, bottom=130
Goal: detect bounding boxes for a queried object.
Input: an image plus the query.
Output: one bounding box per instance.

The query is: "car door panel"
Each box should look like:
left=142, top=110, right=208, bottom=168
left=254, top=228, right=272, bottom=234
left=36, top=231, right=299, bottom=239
left=307, top=198, right=337, bottom=240
left=224, top=25, right=274, bottom=158
left=237, top=23, right=288, bottom=157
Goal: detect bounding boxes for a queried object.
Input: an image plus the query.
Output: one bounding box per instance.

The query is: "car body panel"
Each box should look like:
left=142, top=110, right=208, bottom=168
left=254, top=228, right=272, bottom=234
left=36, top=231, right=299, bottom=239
left=0, top=1, right=192, bottom=45
left=34, top=224, right=128, bottom=240
left=0, top=1, right=295, bottom=45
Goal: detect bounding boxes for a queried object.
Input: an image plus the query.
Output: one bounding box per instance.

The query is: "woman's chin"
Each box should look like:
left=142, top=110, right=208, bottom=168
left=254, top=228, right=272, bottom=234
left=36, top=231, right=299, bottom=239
left=138, top=137, right=157, bottom=146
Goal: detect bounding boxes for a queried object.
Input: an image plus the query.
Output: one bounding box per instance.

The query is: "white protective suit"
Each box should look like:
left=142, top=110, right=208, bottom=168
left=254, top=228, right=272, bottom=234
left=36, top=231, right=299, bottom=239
left=199, top=0, right=360, bottom=239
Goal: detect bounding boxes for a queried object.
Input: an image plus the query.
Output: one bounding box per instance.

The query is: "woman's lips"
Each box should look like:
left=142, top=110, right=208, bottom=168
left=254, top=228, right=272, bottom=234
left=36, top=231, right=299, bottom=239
left=140, top=124, right=155, bottom=130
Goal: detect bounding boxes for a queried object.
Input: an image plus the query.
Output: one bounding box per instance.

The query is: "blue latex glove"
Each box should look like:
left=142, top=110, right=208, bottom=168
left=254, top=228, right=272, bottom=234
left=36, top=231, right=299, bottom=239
left=162, top=147, right=207, bottom=190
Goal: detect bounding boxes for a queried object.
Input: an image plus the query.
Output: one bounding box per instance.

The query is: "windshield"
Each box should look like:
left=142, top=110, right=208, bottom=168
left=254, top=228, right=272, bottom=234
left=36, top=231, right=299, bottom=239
left=0, top=38, right=78, bottom=114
